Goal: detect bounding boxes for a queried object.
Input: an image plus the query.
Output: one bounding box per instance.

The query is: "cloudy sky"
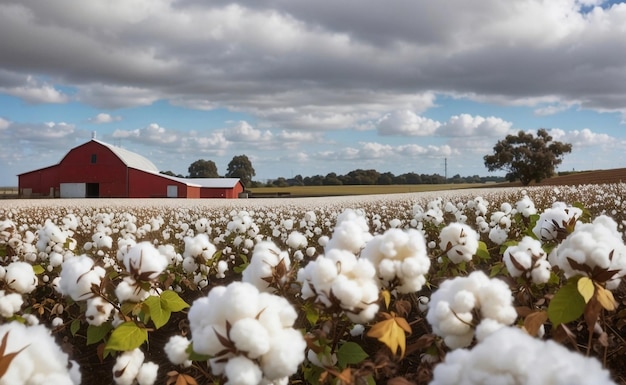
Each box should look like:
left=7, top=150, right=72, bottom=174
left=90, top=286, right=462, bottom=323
left=2, top=0, right=626, bottom=186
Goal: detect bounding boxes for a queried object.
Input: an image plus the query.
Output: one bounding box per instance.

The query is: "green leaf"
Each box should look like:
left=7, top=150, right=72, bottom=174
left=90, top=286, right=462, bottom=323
left=475, top=241, right=491, bottom=260
left=302, top=302, right=319, bottom=326
left=144, top=296, right=170, bottom=329
left=105, top=322, right=148, bottom=351
left=32, top=264, right=45, bottom=275
left=547, top=279, right=586, bottom=327
left=70, top=319, right=81, bottom=336
left=336, top=341, right=368, bottom=368
left=87, top=323, right=113, bottom=345
left=160, top=290, right=189, bottom=312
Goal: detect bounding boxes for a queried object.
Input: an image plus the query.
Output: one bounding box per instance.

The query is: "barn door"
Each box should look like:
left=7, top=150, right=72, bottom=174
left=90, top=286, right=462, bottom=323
left=167, top=185, right=178, bottom=198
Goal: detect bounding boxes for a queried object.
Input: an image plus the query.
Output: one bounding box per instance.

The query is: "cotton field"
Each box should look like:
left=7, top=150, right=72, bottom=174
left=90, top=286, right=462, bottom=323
left=0, top=184, right=625, bottom=385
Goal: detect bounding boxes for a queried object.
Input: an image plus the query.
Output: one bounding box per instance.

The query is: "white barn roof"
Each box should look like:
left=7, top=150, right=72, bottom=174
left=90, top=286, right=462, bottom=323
left=93, top=140, right=159, bottom=173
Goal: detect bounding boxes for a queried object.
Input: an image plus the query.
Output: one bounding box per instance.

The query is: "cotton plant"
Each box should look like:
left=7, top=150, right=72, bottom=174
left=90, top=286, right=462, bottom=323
left=187, top=281, right=306, bottom=385
left=429, top=326, right=616, bottom=385
left=0, top=321, right=81, bottom=385
left=550, top=215, right=626, bottom=290
left=112, top=348, right=158, bottom=385
left=438, top=223, right=480, bottom=264
left=182, top=233, right=217, bottom=274
left=360, top=228, right=431, bottom=294
left=297, top=248, right=380, bottom=323
left=242, top=241, right=292, bottom=293
left=503, top=236, right=552, bottom=285
left=324, top=209, right=373, bottom=254
left=532, top=201, right=582, bottom=242
left=426, top=271, right=517, bottom=349
left=3, top=261, right=37, bottom=294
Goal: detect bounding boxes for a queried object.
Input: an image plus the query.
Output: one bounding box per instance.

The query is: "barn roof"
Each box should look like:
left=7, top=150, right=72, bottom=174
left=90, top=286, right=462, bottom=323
left=93, top=140, right=159, bottom=173
left=182, top=178, right=242, bottom=188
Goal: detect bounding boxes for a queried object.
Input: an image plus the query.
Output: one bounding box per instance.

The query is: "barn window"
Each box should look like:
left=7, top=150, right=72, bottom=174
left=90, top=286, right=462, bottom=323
left=91, top=154, right=97, bottom=163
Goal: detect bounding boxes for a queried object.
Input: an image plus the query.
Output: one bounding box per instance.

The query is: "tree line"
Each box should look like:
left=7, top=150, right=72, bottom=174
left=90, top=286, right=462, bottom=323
left=161, top=129, right=572, bottom=187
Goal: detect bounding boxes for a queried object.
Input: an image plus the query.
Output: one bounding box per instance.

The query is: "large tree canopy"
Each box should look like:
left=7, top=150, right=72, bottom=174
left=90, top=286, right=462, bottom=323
left=226, top=155, right=255, bottom=187
left=188, top=159, right=219, bottom=178
left=484, top=129, right=572, bottom=186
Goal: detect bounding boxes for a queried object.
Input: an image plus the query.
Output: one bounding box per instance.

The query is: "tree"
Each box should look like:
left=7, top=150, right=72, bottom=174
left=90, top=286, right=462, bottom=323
left=188, top=159, right=219, bottom=178
left=484, top=129, right=572, bottom=185
left=226, top=155, right=256, bottom=187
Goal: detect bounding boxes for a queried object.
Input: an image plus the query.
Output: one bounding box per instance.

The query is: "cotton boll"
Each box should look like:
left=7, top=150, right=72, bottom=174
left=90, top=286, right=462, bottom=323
left=0, top=290, right=23, bottom=317
left=92, top=231, right=113, bottom=249
left=503, top=236, right=551, bottom=284
left=230, top=319, right=271, bottom=359
left=4, top=261, right=37, bottom=294
left=532, top=202, right=582, bottom=242
left=58, top=255, right=105, bottom=301
left=260, top=328, right=306, bottom=381
left=123, top=242, right=169, bottom=281
left=164, top=336, right=192, bottom=367
left=488, top=227, right=508, bottom=245
left=439, top=223, right=479, bottom=264
left=286, top=231, right=308, bottom=249
left=115, top=277, right=149, bottom=303
left=112, top=348, right=145, bottom=385
left=85, top=297, right=114, bottom=326
left=224, top=356, right=263, bottom=385
left=136, top=361, right=158, bottom=385
left=242, top=241, right=290, bottom=292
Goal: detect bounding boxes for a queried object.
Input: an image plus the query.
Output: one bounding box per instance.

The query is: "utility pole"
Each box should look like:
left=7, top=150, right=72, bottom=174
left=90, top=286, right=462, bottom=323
left=444, top=158, right=448, bottom=181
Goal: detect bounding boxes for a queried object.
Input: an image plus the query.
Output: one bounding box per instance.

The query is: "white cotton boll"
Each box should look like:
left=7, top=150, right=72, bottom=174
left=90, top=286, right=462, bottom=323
left=52, top=317, right=64, bottom=327
left=183, top=233, right=217, bottom=261
left=0, top=322, right=80, bottom=385
left=488, top=227, right=508, bottom=245
left=58, top=255, right=105, bottom=301
left=516, top=195, right=537, bottom=217
left=49, top=251, right=64, bottom=267
left=92, top=231, right=113, bottom=249
left=475, top=318, right=506, bottom=342
left=230, top=318, right=271, bottom=359
left=123, top=242, right=169, bottom=281
left=503, top=236, right=550, bottom=283
left=389, top=218, right=402, bottom=228
left=452, top=290, right=476, bottom=313
left=532, top=202, right=582, bottom=242
left=136, top=361, right=158, bottom=385
left=242, top=241, right=290, bottom=292
left=85, top=297, right=114, bottom=326
left=552, top=215, right=626, bottom=288
left=350, top=324, right=365, bottom=336
left=217, top=260, right=229, bottom=278
left=224, top=356, right=263, bottom=385
left=115, top=277, right=149, bottom=303
left=158, top=244, right=179, bottom=265
left=112, top=348, right=145, bottom=385
left=531, top=259, right=552, bottom=285
left=305, top=247, right=316, bottom=257
left=4, top=261, right=37, bottom=294
left=318, top=235, right=329, bottom=247
left=430, top=327, right=616, bottom=385
left=260, top=328, right=306, bottom=380
left=164, top=335, right=191, bottom=366
left=439, top=223, right=479, bottom=264
left=286, top=231, right=308, bottom=249
left=0, top=290, right=23, bottom=317
left=182, top=256, right=198, bottom=273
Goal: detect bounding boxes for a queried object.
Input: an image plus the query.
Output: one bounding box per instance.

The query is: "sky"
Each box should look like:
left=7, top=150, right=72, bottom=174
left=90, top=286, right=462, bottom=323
left=1, top=0, right=626, bottom=186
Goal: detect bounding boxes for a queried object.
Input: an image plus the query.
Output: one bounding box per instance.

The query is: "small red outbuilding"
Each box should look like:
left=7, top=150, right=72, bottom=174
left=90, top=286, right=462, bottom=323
left=18, top=139, right=245, bottom=199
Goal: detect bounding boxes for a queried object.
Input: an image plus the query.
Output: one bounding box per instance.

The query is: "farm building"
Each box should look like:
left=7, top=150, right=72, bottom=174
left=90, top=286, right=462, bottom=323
left=18, top=139, right=245, bottom=199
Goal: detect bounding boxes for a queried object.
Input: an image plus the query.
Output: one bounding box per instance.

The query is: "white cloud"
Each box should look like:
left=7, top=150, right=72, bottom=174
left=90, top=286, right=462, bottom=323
left=0, top=117, right=10, bottom=130
left=314, top=141, right=453, bottom=161
left=437, top=114, right=512, bottom=137
left=548, top=127, right=614, bottom=146
left=77, top=85, right=160, bottom=109
left=0, top=76, right=68, bottom=104
left=377, top=110, right=441, bottom=136
left=112, top=123, right=177, bottom=145
left=89, top=113, right=121, bottom=124
left=223, top=121, right=271, bottom=142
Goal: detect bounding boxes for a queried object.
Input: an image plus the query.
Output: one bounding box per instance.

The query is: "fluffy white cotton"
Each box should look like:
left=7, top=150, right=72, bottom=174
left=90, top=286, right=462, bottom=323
left=324, top=209, right=373, bottom=253
left=361, top=228, right=430, bottom=293
left=188, top=282, right=305, bottom=383
left=532, top=202, right=582, bottom=242
left=503, top=236, right=551, bottom=284
left=136, top=361, right=158, bottom=385
left=0, top=322, right=80, bottom=385
left=85, top=296, right=114, bottom=326
left=426, top=271, right=517, bottom=349
left=515, top=194, right=537, bottom=217
left=112, top=348, right=146, bottom=385
left=551, top=215, right=626, bottom=290
left=115, top=277, right=150, bottom=303
left=286, top=231, right=308, bottom=249
left=439, top=223, right=480, bottom=264
left=297, top=248, right=379, bottom=323
left=183, top=233, right=217, bottom=273
left=0, top=290, right=23, bottom=317
left=242, top=241, right=291, bottom=292
left=164, top=335, right=192, bottom=367
left=58, top=255, right=106, bottom=301
left=122, top=241, right=169, bottom=281
left=430, top=327, right=616, bottom=385
left=4, top=261, right=37, bottom=294
left=36, top=220, right=68, bottom=252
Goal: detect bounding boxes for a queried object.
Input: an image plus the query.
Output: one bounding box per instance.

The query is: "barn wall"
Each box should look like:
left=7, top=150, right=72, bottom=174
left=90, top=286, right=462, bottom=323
left=58, top=141, right=129, bottom=197
left=127, top=169, right=199, bottom=198
left=200, top=183, right=243, bottom=198
left=18, top=165, right=60, bottom=197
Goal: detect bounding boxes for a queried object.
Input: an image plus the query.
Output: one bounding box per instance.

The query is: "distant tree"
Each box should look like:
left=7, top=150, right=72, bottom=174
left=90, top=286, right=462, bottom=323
left=484, top=129, right=572, bottom=185
left=226, top=155, right=256, bottom=187
left=324, top=172, right=342, bottom=185
left=188, top=159, right=219, bottom=178
left=160, top=170, right=184, bottom=178
left=377, top=172, right=394, bottom=185
left=272, top=177, right=289, bottom=187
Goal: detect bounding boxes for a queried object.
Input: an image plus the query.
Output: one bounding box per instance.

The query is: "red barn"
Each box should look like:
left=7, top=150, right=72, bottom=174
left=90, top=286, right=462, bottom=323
left=18, top=139, right=245, bottom=199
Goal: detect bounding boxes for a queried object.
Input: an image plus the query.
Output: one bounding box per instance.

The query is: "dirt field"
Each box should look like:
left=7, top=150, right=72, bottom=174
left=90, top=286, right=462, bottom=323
left=500, top=168, right=626, bottom=187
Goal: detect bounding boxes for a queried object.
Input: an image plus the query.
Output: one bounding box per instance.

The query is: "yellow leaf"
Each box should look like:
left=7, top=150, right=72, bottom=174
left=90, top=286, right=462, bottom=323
left=366, top=313, right=412, bottom=358
left=595, top=284, right=617, bottom=311
left=577, top=277, right=594, bottom=304
left=381, top=290, right=391, bottom=310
